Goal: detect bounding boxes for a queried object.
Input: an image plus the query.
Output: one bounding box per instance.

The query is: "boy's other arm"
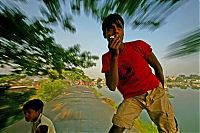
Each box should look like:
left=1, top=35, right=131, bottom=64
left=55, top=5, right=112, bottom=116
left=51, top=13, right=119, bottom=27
left=147, top=52, right=164, bottom=88
left=105, top=57, right=119, bottom=91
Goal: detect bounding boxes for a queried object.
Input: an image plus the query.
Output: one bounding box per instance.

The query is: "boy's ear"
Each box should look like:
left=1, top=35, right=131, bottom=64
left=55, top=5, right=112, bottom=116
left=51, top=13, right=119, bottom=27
left=37, top=108, right=42, bottom=114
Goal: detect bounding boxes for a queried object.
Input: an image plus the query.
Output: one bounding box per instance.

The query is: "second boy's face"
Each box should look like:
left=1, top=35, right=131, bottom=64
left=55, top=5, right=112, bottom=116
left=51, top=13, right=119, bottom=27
left=24, top=109, right=40, bottom=122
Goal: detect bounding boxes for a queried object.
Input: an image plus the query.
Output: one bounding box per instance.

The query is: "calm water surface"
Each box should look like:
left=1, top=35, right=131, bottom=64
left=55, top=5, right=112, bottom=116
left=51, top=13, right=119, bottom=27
left=96, top=87, right=200, bottom=133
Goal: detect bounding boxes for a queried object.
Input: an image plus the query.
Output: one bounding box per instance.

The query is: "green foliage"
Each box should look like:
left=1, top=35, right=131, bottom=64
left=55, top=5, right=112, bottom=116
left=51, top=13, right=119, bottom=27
left=0, top=89, right=35, bottom=130
left=133, top=118, right=158, bottom=133
left=41, top=0, right=188, bottom=30
left=62, top=68, right=91, bottom=82
left=175, top=77, right=184, bottom=82
left=0, top=74, right=26, bottom=84
left=0, top=5, right=99, bottom=77
left=165, top=28, right=200, bottom=58
left=48, top=69, right=59, bottom=79
left=35, top=79, right=70, bottom=102
left=189, top=74, right=200, bottom=80
left=0, top=0, right=191, bottom=77
left=33, top=69, right=92, bottom=102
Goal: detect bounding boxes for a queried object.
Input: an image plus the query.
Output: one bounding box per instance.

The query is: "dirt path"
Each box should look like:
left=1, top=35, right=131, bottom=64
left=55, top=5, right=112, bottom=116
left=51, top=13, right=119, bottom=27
left=1, top=85, right=138, bottom=133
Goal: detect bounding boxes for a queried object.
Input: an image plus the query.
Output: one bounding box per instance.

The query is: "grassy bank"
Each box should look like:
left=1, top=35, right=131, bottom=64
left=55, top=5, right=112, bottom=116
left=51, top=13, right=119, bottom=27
left=0, top=78, right=71, bottom=131
left=0, top=88, right=35, bottom=130
left=133, top=118, right=158, bottom=133
left=31, top=79, right=70, bottom=102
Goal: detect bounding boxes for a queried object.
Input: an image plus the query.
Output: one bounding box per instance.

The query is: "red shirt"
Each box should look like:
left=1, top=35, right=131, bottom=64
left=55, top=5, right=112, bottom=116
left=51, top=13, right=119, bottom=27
left=101, top=40, right=160, bottom=99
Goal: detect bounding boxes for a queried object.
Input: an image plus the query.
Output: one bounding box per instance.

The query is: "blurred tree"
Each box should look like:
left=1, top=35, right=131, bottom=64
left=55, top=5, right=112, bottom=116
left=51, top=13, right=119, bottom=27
left=165, top=28, right=200, bottom=58
left=0, top=6, right=98, bottom=77
left=40, top=0, right=188, bottom=30
left=2, top=0, right=188, bottom=32
left=1, top=0, right=195, bottom=78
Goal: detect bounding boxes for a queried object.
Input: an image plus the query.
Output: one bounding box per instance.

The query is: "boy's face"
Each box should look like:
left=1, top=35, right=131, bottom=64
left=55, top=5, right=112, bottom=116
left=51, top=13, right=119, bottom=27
left=23, top=109, right=40, bottom=122
left=105, top=20, right=124, bottom=43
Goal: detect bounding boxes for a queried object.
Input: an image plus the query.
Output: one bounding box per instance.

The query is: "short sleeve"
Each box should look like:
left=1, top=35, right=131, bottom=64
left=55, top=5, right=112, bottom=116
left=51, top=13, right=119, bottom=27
left=135, top=40, right=152, bottom=59
left=101, top=53, right=110, bottom=73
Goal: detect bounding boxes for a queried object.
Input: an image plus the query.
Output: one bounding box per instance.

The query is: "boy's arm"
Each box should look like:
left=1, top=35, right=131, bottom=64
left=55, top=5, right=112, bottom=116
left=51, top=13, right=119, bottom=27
left=146, top=52, right=164, bottom=88
left=105, top=34, right=122, bottom=91
left=105, top=56, right=119, bottom=91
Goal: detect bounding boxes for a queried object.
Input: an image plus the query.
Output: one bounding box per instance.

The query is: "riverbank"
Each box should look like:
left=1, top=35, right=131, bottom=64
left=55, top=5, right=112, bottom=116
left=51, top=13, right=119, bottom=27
left=0, top=87, right=35, bottom=130
left=0, top=78, right=70, bottom=131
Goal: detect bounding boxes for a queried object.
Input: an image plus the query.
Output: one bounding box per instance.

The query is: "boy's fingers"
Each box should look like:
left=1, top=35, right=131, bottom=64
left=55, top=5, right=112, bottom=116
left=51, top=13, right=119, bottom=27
left=112, top=37, right=121, bottom=48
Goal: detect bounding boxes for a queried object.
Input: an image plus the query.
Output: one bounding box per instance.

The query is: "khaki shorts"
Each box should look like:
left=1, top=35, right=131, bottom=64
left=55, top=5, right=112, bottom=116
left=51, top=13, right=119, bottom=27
left=112, top=84, right=179, bottom=133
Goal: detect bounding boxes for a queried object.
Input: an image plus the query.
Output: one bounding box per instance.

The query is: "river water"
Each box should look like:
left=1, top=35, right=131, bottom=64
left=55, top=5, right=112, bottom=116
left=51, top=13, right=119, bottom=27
left=96, top=87, right=199, bottom=133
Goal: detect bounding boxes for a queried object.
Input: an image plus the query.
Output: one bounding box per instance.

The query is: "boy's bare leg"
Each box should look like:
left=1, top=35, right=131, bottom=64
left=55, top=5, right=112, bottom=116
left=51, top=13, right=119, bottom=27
left=108, top=125, right=125, bottom=133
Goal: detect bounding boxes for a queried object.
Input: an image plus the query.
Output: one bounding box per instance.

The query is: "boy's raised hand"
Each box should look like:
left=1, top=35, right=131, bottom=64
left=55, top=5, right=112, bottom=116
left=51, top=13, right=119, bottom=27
left=108, top=34, right=121, bottom=58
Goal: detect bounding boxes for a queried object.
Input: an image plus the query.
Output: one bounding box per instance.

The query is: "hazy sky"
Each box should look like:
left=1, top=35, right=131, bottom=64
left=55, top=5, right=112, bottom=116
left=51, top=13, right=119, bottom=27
left=1, top=0, right=199, bottom=78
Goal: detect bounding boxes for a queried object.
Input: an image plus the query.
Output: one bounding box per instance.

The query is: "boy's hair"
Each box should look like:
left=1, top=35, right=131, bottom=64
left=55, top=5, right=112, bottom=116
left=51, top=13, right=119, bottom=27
left=102, top=13, right=124, bottom=38
left=23, top=99, right=44, bottom=112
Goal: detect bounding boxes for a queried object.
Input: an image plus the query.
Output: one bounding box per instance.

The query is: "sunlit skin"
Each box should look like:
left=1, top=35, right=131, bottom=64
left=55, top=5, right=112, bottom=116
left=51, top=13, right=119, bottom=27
left=23, top=109, right=40, bottom=122
left=104, top=20, right=125, bottom=92
left=105, top=20, right=124, bottom=57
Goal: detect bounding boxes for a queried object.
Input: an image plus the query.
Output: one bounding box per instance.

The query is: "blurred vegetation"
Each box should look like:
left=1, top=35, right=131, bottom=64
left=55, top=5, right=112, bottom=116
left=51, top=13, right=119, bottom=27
left=0, top=69, right=91, bottom=131
left=165, top=28, right=200, bottom=58
left=133, top=118, right=158, bottom=133
left=32, top=79, right=70, bottom=102
left=3, top=0, right=188, bottom=30
left=62, top=68, right=92, bottom=82
left=0, top=74, right=25, bottom=84
left=165, top=74, right=200, bottom=90
left=0, top=2, right=99, bottom=77
left=0, top=80, right=35, bottom=130
left=0, top=0, right=191, bottom=78
left=1, top=0, right=197, bottom=78
left=33, top=68, right=92, bottom=102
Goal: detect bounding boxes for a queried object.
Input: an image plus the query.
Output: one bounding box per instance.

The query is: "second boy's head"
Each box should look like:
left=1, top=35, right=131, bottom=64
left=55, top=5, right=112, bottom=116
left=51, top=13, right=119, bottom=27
left=23, top=99, right=44, bottom=122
